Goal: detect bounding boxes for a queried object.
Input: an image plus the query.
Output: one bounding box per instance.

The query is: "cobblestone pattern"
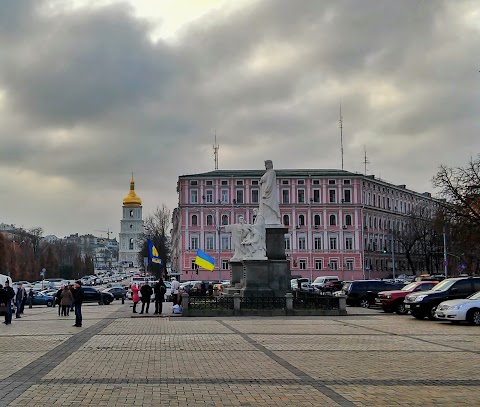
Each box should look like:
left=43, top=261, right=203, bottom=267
left=8, top=383, right=341, bottom=407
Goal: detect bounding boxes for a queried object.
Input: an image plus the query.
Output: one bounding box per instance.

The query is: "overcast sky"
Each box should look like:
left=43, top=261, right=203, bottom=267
left=1, top=0, right=479, bottom=238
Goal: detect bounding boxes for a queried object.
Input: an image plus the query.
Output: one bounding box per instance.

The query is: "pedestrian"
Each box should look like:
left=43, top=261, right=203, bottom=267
left=55, top=286, right=63, bottom=316
left=28, top=288, right=34, bottom=309
left=153, top=278, right=166, bottom=315
left=131, top=283, right=140, bottom=313
left=60, top=285, right=73, bottom=316
left=72, top=281, right=84, bottom=327
left=170, top=277, right=180, bottom=305
left=140, top=281, right=153, bottom=314
left=69, top=284, right=75, bottom=312
left=0, top=284, right=10, bottom=325
left=4, top=280, right=14, bottom=324
left=208, top=283, right=214, bottom=297
left=15, top=283, right=26, bottom=319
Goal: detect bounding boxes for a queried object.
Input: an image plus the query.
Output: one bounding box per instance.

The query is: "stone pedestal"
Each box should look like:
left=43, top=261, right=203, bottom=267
left=265, top=226, right=288, bottom=260
left=230, top=261, right=244, bottom=286
left=239, top=259, right=291, bottom=298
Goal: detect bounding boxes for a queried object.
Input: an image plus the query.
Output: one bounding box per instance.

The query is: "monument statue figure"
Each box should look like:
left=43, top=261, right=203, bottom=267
left=241, top=225, right=267, bottom=259
left=259, top=160, right=281, bottom=225
left=224, top=215, right=249, bottom=261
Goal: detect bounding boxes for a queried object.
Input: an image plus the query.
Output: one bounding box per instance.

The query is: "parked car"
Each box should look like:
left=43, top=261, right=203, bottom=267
left=291, top=278, right=310, bottom=291
left=317, top=280, right=344, bottom=294
left=435, top=291, right=480, bottom=325
left=82, top=287, right=114, bottom=305
left=404, top=277, right=480, bottom=320
left=102, top=287, right=127, bottom=300
left=311, top=276, right=340, bottom=290
left=376, top=281, right=439, bottom=314
left=342, top=280, right=406, bottom=308
left=30, top=292, right=54, bottom=307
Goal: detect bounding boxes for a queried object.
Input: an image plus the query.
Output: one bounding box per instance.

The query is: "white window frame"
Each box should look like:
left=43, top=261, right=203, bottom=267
left=190, top=189, right=198, bottom=203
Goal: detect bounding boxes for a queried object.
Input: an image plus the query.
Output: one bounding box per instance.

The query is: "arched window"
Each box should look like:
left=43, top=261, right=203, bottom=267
left=314, top=214, right=321, bottom=226
left=283, top=214, right=290, bottom=226
left=129, top=210, right=134, bottom=217
left=221, top=214, right=229, bottom=225
left=298, top=214, right=305, bottom=226
left=129, top=238, right=134, bottom=250
left=329, top=214, right=336, bottom=226
left=206, top=214, right=213, bottom=226
left=345, top=214, right=352, bottom=226
left=191, top=215, right=198, bottom=226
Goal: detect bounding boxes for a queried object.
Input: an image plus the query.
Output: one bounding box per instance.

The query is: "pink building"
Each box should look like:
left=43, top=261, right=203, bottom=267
left=171, top=169, right=436, bottom=282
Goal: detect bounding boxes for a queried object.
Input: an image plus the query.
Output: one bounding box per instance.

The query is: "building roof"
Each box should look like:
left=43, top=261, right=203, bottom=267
left=179, top=169, right=357, bottom=178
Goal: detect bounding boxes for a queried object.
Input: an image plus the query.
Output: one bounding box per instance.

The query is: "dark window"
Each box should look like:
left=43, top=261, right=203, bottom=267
left=313, top=180, right=320, bottom=185
left=420, top=283, right=436, bottom=291
left=221, top=214, right=229, bottom=225
left=329, top=215, right=336, bottom=226
left=345, top=215, right=352, bottom=226
left=329, top=190, right=336, bottom=203
left=236, top=180, right=243, bottom=185
left=313, top=190, right=320, bottom=203
left=314, top=214, right=321, bottom=226
left=191, top=215, right=198, bottom=226
left=283, top=214, right=290, bottom=226
left=251, top=189, right=259, bottom=203
left=236, top=190, right=244, bottom=204
left=221, top=180, right=228, bottom=185
left=452, top=279, right=473, bottom=294
left=344, top=190, right=351, bottom=203
left=298, top=190, right=305, bottom=203
left=206, top=215, right=213, bottom=226
left=298, top=215, right=305, bottom=226
left=328, top=179, right=336, bottom=185
left=282, top=190, right=290, bottom=204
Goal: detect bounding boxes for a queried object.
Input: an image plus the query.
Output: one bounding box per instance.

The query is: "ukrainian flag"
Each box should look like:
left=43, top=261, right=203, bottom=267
left=195, top=249, right=215, bottom=271
left=148, top=239, right=162, bottom=264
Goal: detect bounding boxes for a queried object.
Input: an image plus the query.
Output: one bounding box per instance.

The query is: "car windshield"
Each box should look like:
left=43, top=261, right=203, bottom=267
left=431, top=279, right=457, bottom=292
left=402, top=283, right=418, bottom=291
left=342, top=282, right=351, bottom=291
left=467, top=291, right=480, bottom=300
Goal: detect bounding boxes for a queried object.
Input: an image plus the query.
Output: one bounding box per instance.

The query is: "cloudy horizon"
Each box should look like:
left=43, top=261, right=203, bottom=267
left=0, top=0, right=479, bottom=238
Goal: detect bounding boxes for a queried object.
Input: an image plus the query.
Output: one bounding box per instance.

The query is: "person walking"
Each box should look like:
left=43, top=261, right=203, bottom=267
left=28, top=288, right=34, bottom=309
left=55, top=287, right=63, bottom=316
left=72, top=281, right=84, bottom=327
left=60, top=286, right=73, bottom=316
left=15, top=283, right=26, bottom=319
left=154, top=279, right=166, bottom=315
left=0, top=284, right=10, bottom=325
left=69, top=284, right=75, bottom=312
left=4, top=280, right=14, bottom=324
left=140, top=281, right=153, bottom=314
left=131, top=283, right=140, bottom=313
left=170, top=277, right=180, bottom=305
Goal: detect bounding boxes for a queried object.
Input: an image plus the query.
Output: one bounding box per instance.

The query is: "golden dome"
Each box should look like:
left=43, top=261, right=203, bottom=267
left=123, top=176, right=142, bottom=206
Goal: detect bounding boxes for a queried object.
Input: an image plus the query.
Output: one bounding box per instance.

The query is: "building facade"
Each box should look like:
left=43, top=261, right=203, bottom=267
left=118, top=176, right=144, bottom=267
left=170, top=169, right=437, bottom=281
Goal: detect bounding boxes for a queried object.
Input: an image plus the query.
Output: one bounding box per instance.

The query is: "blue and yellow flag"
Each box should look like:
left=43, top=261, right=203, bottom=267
left=148, top=239, right=161, bottom=264
left=195, top=249, right=215, bottom=271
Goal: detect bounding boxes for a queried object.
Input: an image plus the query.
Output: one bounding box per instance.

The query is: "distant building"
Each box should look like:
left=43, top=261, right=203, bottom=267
left=171, top=169, right=438, bottom=281
left=118, top=176, right=144, bottom=267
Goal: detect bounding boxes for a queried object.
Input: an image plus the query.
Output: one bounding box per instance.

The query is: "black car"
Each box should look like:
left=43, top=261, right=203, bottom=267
left=82, top=287, right=114, bottom=305
left=342, top=280, right=406, bottom=308
left=404, top=277, right=480, bottom=320
left=102, top=287, right=127, bottom=300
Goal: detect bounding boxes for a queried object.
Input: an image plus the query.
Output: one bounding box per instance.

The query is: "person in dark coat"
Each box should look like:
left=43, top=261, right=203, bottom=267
left=4, top=280, right=14, bottom=324
left=28, top=288, right=34, bottom=309
left=0, top=284, right=10, bottom=325
left=60, top=286, right=73, bottom=316
left=15, top=283, right=26, bottom=318
left=73, top=281, right=84, bottom=327
left=153, top=279, right=166, bottom=315
left=55, top=287, right=63, bottom=316
left=140, top=281, right=153, bottom=314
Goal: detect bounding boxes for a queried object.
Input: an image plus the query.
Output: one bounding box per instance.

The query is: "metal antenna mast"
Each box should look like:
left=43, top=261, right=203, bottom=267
left=339, top=103, right=344, bottom=170
left=213, top=132, right=219, bottom=170
left=363, top=145, right=370, bottom=175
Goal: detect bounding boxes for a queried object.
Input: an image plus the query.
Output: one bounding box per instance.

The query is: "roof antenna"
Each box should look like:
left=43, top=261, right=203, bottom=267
left=363, top=145, right=370, bottom=175
left=213, top=131, right=219, bottom=170
left=339, top=103, right=344, bottom=170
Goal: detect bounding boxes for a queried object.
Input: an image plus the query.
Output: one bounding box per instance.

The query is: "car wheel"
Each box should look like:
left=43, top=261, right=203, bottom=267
left=46, top=300, right=53, bottom=307
left=427, top=306, right=437, bottom=320
left=411, top=311, right=425, bottom=320
left=359, top=298, right=370, bottom=308
left=467, top=308, right=480, bottom=326
left=396, top=302, right=408, bottom=315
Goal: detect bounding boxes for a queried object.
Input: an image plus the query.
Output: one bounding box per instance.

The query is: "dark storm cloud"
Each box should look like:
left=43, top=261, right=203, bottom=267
left=0, top=0, right=478, bottom=236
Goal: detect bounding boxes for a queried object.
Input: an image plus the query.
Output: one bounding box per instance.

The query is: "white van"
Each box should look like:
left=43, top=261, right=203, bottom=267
left=311, top=276, right=340, bottom=289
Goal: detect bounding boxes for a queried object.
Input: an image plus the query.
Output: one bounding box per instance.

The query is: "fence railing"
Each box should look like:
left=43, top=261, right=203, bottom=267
left=188, top=296, right=234, bottom=310
left=240, top=297, right=286, bottom=310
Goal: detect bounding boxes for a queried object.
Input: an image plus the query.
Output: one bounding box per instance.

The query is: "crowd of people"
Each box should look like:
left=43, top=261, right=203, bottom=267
left=131, top=277, right=173, bottom=314
left=0, top=280, right=85, bottom=327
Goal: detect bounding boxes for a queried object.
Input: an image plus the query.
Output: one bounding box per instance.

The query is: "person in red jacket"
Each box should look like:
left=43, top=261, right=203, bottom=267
left=131, top=283, right=140, bottom=313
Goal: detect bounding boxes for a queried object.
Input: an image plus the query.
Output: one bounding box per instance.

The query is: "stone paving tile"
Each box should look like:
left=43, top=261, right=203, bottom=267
left=44, top=350, right=298, bottom=381
left=0, top=352, right=49, bottom=380
left=0, top=335, right=70, bottom=352
left=8, top=383, right=340, bottom=407
left=411, top=334, right=480, bottom=352
left=250, top=334, right=455, bottom=352
left=328, top=385, right=480, bottom=406
left=80, top=334, right=257, bottom=352
left=274, top=350, right=480, bottom=381
left=99, top=318, right=234, bottom=335
left=226, top=321, right=375, bottom=335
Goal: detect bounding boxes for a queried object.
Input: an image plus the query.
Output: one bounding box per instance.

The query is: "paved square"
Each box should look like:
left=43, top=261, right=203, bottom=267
left=1, top=303, right=479, bottom=406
